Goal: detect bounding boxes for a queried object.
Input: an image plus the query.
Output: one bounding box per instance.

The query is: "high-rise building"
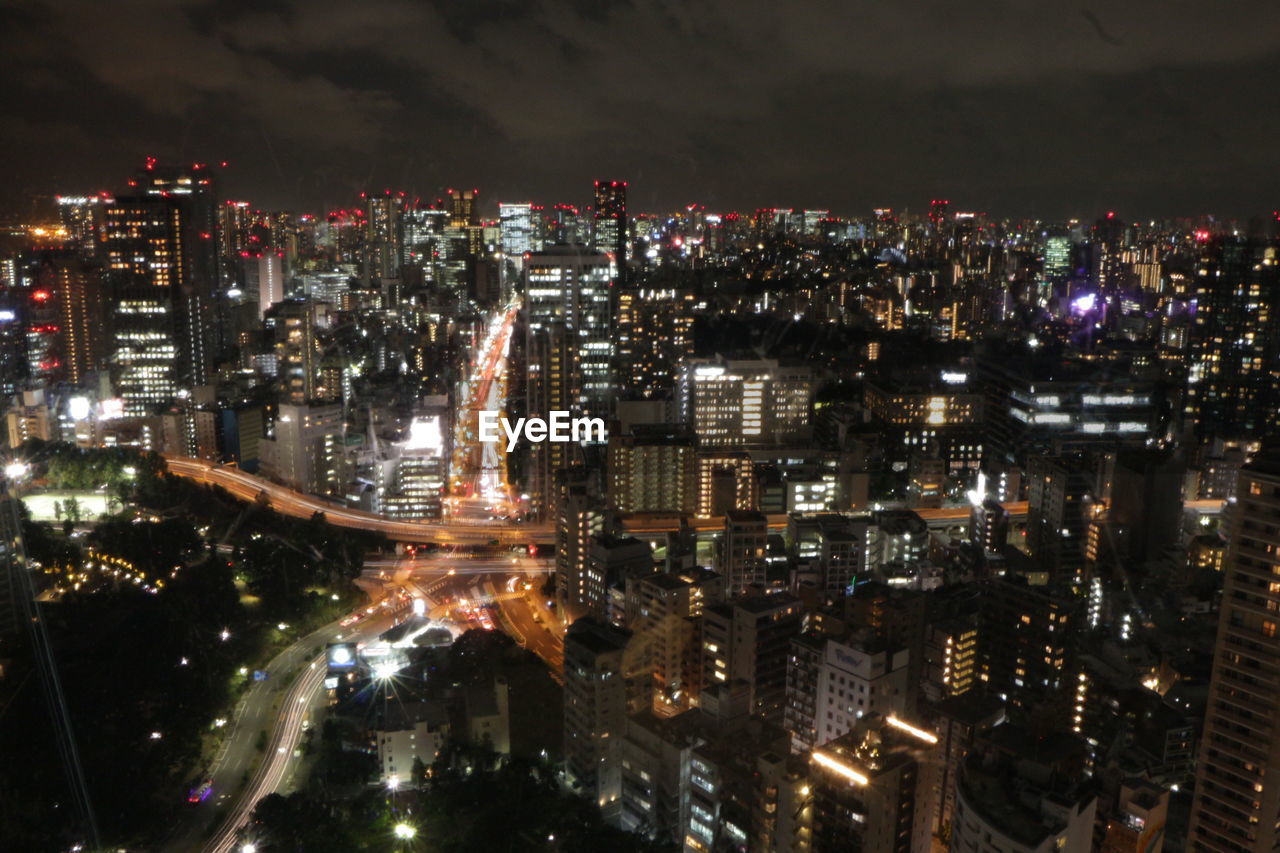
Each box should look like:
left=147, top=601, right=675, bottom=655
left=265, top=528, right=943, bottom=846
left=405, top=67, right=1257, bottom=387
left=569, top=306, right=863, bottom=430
left=563, top=617, right=647, bottom=817
left=625, top=567, right=725, bottom=713
left=592, top=180, right=627, bottom=279
left=613, top=284, right=696, bottom=399
left=133, top=160, right=220, bottom=371
left=103, top=196, right=186, bottom=415
left=555, top=475, right=610, bottom=617
left=56, top=194, right=109, bottom=258
left=679, top=357, right=814, bottom=447
left=524, top=245, right=615, bottom=417
left=607, top=425, right=696, bottom=514
left=1025, top=453, right=1095, bottom=583
left=1185, top=237, right=1280, bottom=436
left=498, top=202, right=537, bottom=260
left=21, top=251, right=104, bottom=385
left=365, top=192, right=405, bottom=284
left=979, top=577, right=1082, bottom=722
left=382, top=412, right=448, bottom=520
left=257, top=402, right=345, bottom=496
left=265, top=299, right=328, bottom=405
left=1189, top=448, right=1280, bottom=852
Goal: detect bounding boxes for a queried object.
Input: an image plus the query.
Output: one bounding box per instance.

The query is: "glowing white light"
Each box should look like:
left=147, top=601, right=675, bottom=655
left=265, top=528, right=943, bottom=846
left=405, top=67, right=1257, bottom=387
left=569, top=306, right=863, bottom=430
left=4, top=461, right=29, bottom=481
left=373, top=660, right=402, bottom=680
left=811, top=751, right=868, bottom=785
left=886, top=715, right=939, bottom=744
left=68, top=396, right=91, bottom=420
left=330, top=646, right=352, bottom=665
left=393, top=823, right=417, bottom=840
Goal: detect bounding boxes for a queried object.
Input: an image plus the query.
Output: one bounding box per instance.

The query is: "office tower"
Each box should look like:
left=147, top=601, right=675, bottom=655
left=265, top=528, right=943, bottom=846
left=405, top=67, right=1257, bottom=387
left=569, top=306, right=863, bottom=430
left=244, top=250, right=285, bottom=318
left=679, top=357, right=814, bottom=447
left=563, top=617, right=647, bottom=817
left=979, top=577, right=1082, bottom=722
left=977, top=342, right=1161, bottom=475
left=863, top=368, right=984, bottom=473
left=382, top=413, right=448, bottom=520
left=1043, top=233, right=1072, bottom=279
left=402, top=204, right=446, bottom=275
left=524, top=245, right=615, bottom=416
left=1189, top=448, right=1280, bottom=852
left=1093, top=447, right=1184, bottom=568
left=607, top=425, right=696, bottom=514
left=265, top=299, right=327, bottom=405
left=527, top=322, right=577, bottom=515
left=808, top=714, right=937, bottom=853
left=720, top=510, right=768, bottom=593
left=950, top=726, right=1096, bottom=853
left=613, top=284, right=696, bottom=399
left=217, top=200, right=253, bottom=270
left=625, top=567, right=725, bottom=713
left=448, top=188, right=478, bottom=228
left=256, top=402, right=345, bottom=496
left=56, top=194, right=109, bottom=258
left=702, top=594, right=802, bottom=724
left=134, top=160, right=220, bottom=372
left=1185, top=237, right=1280, bottom=435
left=43, top=253, right=104, bottom=384
left=498, top=202, right=537, bottom=260
left=364, top=192, right=405, bottom=284
left=1025, top=453, right=1094, bottom=582
left=592, top=180, right=627, bottom=280
left=103, top=196, right=185, bottom=415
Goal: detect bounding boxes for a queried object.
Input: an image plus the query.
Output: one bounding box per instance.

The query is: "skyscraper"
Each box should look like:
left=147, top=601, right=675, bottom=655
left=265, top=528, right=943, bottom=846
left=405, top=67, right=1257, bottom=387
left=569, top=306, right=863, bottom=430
left=524, top=244, right=615, bottom=419
left=1185, top=237, right=1280, bottom=436
left=498, top=202, right=537, bottom=260
left=592, top=180, right=627, bottom=282
left=134, top=160, right=220, bottom=374
left=1189, top=447, right=1280, bottom=852
left=364, top=192, right=405, bottom=284
left=103, top=196, right=185, bottom=415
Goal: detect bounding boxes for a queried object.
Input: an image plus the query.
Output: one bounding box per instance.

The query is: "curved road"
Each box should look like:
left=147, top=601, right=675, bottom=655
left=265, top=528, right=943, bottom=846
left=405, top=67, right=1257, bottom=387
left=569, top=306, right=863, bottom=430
left=163, top=455, right=553, bottom=546
left=160, top=611, right=390, bottom=853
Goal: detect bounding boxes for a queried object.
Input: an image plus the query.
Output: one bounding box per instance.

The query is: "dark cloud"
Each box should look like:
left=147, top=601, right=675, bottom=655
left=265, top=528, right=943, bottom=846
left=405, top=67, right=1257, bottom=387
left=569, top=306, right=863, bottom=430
left=3, top=0, right=1279, bottom=218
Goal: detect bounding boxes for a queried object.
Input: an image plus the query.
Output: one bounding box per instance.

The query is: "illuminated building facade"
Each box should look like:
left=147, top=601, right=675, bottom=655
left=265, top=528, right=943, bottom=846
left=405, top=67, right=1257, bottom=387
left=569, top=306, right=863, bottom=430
left=104, top=197, right=185, bottom=415
left=592, top=180, right=627, bottom=279
left=1189, top=449, right=1280, bottom=852
left=679, top=357, right=813, bottom=448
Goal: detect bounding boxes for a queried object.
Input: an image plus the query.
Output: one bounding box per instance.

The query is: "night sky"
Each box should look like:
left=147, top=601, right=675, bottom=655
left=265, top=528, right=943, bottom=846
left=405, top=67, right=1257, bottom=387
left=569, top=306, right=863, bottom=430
left=4, top=0, right=1280, bottom=219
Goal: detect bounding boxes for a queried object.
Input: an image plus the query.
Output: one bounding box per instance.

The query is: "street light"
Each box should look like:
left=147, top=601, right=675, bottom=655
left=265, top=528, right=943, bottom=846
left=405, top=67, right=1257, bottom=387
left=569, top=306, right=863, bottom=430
left=240, top=843, right=258, bottom=853
left=393, top=822, right=417, bottom=840
left=4, top=461, right=29, bottom=481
